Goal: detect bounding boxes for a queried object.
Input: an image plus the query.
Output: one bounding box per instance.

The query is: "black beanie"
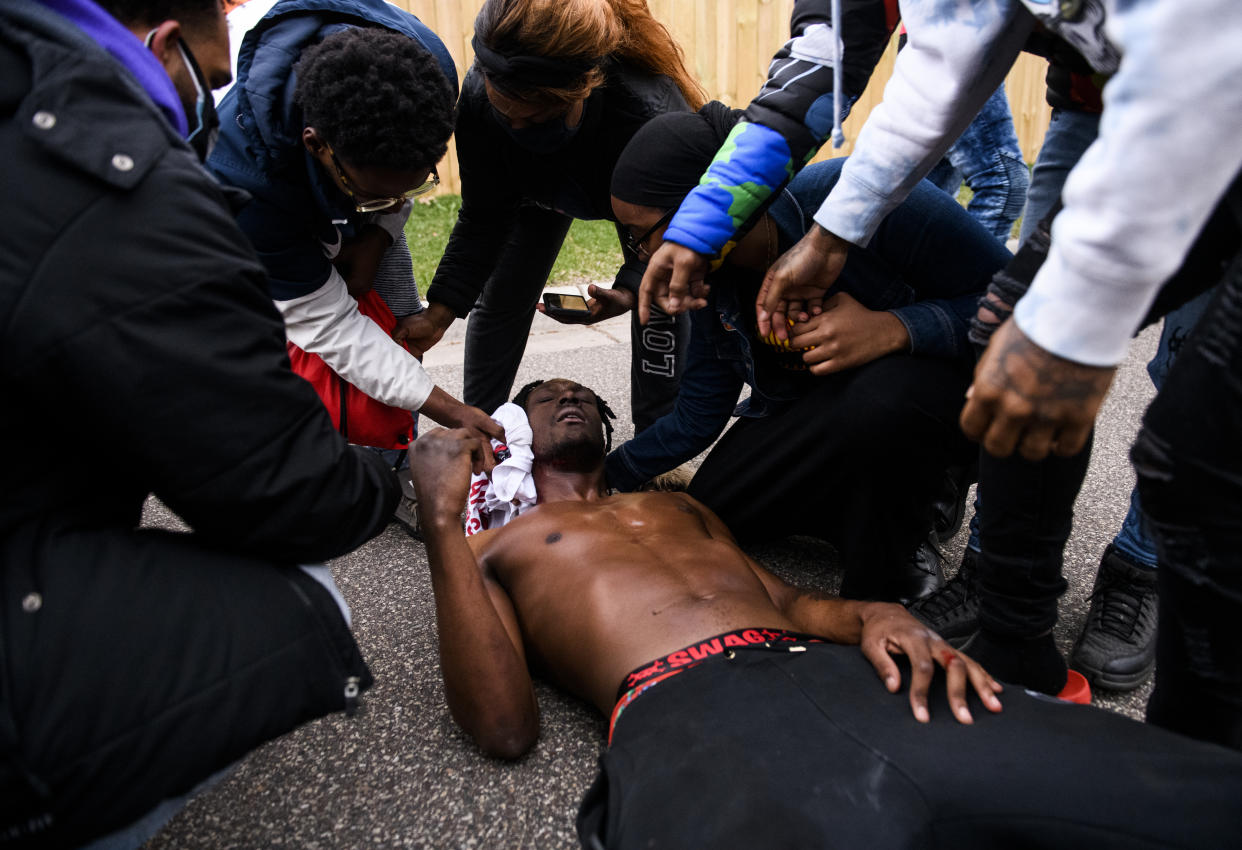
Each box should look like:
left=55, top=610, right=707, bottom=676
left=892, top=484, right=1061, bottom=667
left=610, top=101, right=744, bottom=207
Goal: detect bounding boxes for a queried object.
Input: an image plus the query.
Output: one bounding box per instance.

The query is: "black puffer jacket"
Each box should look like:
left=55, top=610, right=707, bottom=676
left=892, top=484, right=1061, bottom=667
left=0, top=1, right=395, bottom=843
left=0, top=8, right=397, bottom=566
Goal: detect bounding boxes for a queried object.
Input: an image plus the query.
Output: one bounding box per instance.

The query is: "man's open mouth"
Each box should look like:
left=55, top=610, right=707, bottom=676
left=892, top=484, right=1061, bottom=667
left=557, top=409, right=586, bottom=423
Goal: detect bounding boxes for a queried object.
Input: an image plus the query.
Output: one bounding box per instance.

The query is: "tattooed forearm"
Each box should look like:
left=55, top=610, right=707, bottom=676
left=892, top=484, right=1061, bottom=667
left=984, top=331, right=1114, bottom=407
left=961, top=318, right=1117, bottom=459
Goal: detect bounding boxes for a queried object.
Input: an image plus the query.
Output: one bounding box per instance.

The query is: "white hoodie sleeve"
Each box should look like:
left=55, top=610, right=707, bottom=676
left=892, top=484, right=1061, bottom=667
left=276, top=267, right=434, bottom=411
left=1015, top=0, right=1242, bottom=365
left=814, top=0, right=1033, bottom=246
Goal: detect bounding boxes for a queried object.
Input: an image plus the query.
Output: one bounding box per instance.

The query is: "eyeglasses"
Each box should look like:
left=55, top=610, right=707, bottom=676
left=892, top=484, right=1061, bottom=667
left=324, top=143, right=439, bottom=213
left=623, top=208, right=677, bottom=261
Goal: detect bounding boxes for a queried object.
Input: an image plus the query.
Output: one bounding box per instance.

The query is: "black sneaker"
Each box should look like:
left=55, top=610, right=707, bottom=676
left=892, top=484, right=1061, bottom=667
left=1070, top=545, right=1158, bottom=691
left=907, top=548, right=979, bottom=645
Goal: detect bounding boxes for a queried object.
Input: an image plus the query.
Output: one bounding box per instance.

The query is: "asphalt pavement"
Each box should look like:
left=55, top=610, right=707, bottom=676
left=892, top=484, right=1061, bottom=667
left=145, top=293, right=1163, bottom=849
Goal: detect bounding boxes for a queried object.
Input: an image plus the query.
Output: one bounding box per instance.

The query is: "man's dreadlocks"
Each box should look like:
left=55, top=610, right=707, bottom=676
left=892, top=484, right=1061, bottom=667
left=513, top=379, right=616, bottom=452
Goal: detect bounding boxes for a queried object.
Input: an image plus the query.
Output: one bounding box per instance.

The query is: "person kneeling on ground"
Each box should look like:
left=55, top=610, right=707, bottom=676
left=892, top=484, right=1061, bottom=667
left=209, top=0, right=503, bottom=461
left=410, top=377, right=1242, bottom=849
left=605, top=103, right=1011, bottom=602
left=0, top=0, right=492, bottom=844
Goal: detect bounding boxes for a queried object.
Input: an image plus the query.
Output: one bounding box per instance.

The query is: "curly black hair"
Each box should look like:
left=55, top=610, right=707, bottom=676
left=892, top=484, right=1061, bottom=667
left=294, top=28, right=456, bottom=171
left=513, top=379, right=616, bottom=453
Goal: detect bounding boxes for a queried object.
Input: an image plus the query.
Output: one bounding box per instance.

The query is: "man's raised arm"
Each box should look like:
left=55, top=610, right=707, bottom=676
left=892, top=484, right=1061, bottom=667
left=408, top=430, right=539, bottom=759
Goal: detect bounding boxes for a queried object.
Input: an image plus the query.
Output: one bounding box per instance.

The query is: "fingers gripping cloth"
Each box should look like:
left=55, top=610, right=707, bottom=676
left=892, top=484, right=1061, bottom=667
left=464, top=403, right=536, bottom=537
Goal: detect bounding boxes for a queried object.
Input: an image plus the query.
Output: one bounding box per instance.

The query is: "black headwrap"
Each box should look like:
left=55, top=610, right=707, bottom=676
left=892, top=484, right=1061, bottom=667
left=472, top=34, right=599, bottom=92
left=610, top=101, right=744, bottom=208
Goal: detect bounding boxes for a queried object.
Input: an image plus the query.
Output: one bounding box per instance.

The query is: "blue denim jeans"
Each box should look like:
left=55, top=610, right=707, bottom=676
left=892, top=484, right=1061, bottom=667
left=1017, top=108, right=1100, bottom=246
left=927, top=85, right=1030, bottom=242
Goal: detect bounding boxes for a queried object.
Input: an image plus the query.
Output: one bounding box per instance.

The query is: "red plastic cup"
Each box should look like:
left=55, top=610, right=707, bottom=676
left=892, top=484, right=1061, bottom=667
left=1057, top=669, right=1092, bottom=704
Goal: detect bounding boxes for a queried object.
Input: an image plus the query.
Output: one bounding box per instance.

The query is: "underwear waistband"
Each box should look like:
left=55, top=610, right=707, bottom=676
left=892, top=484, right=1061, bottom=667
left=608, top=627, right=823, bottom=745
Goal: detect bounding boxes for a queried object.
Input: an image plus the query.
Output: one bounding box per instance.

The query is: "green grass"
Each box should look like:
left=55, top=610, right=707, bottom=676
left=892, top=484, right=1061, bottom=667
left=403, top=195, right=461, bottom=296
left=404, top=194, right=623, bottom=295
left=550, top=218, right=625, bottom=285
left=404, top=183, right=1022, bottom=297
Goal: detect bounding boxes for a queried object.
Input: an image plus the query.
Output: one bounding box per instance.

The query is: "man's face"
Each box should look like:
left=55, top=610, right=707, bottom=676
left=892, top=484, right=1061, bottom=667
left=302, top=127, right=436, bottom=214
left=523, top=379, right=605, bottom=465
left=181, top=3, right=233, bottom=91
left=612, top=197, right=673, bottom=262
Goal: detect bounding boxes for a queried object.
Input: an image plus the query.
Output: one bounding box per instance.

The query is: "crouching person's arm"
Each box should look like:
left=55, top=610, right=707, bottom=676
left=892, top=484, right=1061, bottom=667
left=409, top=430, right=540, bottom=758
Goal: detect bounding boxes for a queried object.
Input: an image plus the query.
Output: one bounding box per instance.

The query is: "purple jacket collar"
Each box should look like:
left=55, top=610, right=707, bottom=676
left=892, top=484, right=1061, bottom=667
left=37, top=0, right=188, bottom=135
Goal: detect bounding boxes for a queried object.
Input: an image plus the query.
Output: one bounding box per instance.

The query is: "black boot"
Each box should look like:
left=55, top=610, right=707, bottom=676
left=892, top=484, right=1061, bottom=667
left=891, top=531, right=946, bottom=604
left=841, top=532, right=945, bottom=603
left=907, top=548, right=979, bottom=645
left=1070, top=545, right=1158, bottom=691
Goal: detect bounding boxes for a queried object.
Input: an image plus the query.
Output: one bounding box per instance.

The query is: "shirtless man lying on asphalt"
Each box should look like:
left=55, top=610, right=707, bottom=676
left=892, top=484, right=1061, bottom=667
left=409, top=378, right=1242, bottom=849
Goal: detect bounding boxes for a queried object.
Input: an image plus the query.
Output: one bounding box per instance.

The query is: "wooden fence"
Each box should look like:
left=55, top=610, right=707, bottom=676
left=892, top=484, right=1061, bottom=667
left=341, top=1, right=1053, bottom=194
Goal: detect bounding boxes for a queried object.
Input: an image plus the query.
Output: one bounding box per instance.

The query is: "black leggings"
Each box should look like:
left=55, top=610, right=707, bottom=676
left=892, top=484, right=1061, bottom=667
left=579, top=642, right=1242, bottom=849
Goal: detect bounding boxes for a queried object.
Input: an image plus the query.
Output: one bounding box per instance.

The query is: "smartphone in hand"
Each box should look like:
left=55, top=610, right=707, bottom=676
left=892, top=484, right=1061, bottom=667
left=542, top=292, right=592, bottom=320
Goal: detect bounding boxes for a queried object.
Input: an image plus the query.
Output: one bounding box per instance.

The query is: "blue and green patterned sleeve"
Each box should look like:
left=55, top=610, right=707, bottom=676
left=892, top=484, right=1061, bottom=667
left=663, top=0, right=894, bottom=259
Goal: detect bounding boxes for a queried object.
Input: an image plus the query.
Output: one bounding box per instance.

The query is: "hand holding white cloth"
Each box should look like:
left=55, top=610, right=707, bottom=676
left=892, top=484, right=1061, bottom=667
left=464, top=403, right=535, bottom=536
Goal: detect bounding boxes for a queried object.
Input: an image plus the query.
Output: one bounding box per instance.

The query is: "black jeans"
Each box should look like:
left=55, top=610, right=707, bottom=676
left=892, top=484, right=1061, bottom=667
left=973, top=177, right=1242, bottom=647
left=579, top=642, right=1242, bottom=849
left=461, top=205, right=687, bottom=431
left=687, top=354, right=974, bottom=598
left=1135, top=239, right=1242, bottom=750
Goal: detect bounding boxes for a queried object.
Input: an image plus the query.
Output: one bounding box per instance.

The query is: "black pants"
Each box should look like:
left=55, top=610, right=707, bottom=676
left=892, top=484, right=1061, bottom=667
left=1135, top=240, right=1242, bottom=749
left=461, top=205, right=687, bottom=431
left=0, top=525, right=370, bottom=847
left=687, top=354, right=974, bottom=597
left=974, top=177, right=1242, bottom=649
left=579, top=642, right=1242, bottom=849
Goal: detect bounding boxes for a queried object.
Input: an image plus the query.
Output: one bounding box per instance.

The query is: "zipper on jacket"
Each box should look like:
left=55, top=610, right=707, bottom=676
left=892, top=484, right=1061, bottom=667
left=337, top=374, right=349, bottom=439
